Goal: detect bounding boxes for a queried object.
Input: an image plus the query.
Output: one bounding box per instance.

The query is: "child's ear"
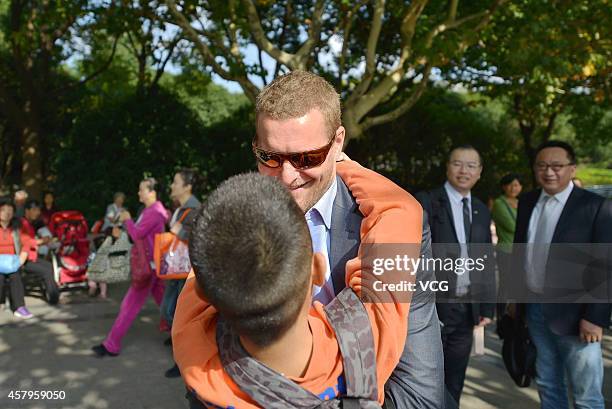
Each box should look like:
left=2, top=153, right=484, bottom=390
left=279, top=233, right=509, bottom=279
left=311, top=252, right=327, bottom=287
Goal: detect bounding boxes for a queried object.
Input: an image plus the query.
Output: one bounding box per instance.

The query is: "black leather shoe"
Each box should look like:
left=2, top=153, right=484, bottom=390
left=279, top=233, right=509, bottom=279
left=164, top=364, right=181, bottom=378
left=92, top=344, right=118, bottom=357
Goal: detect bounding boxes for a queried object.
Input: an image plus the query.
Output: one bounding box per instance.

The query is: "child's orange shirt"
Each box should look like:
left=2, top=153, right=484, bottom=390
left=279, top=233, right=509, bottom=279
left=172, top=160, right=423, bottom=408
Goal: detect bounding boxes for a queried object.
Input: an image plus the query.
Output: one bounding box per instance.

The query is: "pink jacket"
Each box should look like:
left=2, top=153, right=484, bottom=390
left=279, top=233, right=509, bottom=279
left=124, top=200, right=168, bottom=262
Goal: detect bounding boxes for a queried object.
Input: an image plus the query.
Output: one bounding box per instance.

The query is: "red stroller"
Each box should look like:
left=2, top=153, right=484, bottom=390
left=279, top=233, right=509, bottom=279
left=48, top=211, right=90, bottom=288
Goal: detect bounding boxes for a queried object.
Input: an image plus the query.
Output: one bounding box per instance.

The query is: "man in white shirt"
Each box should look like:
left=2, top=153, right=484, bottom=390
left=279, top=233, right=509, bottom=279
left=416, top=145, right=496, bottom=405
left=514, top=140, right=611, bottom=409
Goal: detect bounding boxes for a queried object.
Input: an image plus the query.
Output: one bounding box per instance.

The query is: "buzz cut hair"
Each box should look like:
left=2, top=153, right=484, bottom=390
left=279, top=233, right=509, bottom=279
left=256, top=70, right=341, bottom=135
left=189, top=173, right=313, bottom=347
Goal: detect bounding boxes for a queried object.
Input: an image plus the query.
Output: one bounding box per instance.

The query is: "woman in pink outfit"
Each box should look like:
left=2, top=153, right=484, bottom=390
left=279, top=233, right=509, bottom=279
left=92, top=177, right=168, bottom=357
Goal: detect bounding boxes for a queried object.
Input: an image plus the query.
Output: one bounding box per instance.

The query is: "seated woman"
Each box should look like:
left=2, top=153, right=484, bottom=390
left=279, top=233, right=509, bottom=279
left=41, top=191, right=58, bottom=227
left=101, top=192, right=126, bottom=233
left=0, top=197, right=37, bottom=319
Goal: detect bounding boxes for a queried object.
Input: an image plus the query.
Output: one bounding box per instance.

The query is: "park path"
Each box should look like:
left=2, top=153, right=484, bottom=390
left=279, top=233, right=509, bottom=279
left=1, top=283, right=610, bottom=409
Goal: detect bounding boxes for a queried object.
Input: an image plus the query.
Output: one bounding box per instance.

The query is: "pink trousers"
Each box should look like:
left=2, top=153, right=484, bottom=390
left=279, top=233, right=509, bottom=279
left=102, top=276, right=165, bottom=354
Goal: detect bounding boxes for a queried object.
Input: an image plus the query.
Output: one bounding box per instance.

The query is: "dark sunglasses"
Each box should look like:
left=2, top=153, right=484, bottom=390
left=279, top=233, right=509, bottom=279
left=252, top=135, right=336, bottom=170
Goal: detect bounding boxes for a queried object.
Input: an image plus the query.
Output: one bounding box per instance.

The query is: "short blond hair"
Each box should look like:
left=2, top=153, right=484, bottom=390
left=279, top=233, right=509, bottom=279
left=256, top=71, right=341, bottom=135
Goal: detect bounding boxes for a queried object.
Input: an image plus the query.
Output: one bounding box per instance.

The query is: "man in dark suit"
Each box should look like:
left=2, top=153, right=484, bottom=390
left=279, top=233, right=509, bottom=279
left=416, top=145, right=496, bottom=405
left=513, top=140, right=611, bottom=409
left=253, top=71, right=446, bottom=408
left=329, top=170, right=447, bottom=409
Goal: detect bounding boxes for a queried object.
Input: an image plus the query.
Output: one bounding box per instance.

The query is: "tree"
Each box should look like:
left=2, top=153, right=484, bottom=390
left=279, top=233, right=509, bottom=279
left=0, top=1, right=116, bottom=196
left=54, top=83, right=253, bottom=218
left=163, top=0, right=507, bottom=141
left=448, top=0, right=611, bottom=168
left=346, top=87, right=524, bottom=198
left=113, top=1, right=185, bottom=94
left=567, top=97, right=612, bottom=168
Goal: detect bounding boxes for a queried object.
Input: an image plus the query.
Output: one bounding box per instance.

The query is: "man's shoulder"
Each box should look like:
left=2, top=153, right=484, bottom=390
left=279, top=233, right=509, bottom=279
left=568, top=188, right=611, bottom=224
left=333, top=174, right=357, bottom=209
left=576, top=187, right=606, bottom=205
left=471, top=196, right=489, bottom=212
left=521, top=186, right=605, bottom=210
left=518, top=189, right=541, bottom=209
left=423, top=186, right=446, bottom=198
left=185, top=195, right=202, bottom=209
left=415, top=186, right=445, bottom=206
left=334, top=168, right=422, bottom=216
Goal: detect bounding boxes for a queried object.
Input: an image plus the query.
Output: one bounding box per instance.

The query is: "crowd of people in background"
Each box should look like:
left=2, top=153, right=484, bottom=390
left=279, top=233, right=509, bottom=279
left=1, top=168, right=205, bottom=380
left=0, top=195, right=36, bottom=319
left=2, top=70, right=611, bottom=409
left=87, top=169, right=203, bottom=380
left=0, top=190, right=61, bottom=319
left=86, top=169, right=204, bottom=382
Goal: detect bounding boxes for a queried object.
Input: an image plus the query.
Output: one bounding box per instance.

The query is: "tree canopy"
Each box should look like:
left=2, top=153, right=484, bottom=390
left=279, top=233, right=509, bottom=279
left=448, top=0, right=611, bottom=166
left=0, top=0, right=609, bottom=208
left=165, top=0, right=507, bottom=140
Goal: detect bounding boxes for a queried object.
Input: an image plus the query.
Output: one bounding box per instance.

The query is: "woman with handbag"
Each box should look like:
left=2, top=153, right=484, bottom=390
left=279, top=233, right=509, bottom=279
left=0, top=197, right=36, bottom=319
left=86, top=226, right=132, bottom=299
left=92, top=177, right=168, bottom=357
left=88, top=192, right=127, bottom=298
left=161, top=168, right=201, bottom=377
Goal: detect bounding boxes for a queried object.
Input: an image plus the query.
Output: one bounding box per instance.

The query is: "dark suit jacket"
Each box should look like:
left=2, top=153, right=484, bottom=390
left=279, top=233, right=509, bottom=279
left=330, top=176, right=446, bottom=409
left=416, top=186, right=496, bottom=325
left=513, top=186, right=612, bottom=335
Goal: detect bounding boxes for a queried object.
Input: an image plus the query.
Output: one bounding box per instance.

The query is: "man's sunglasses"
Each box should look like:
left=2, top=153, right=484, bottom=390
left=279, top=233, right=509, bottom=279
left=252, top=135, right=336, bottom=170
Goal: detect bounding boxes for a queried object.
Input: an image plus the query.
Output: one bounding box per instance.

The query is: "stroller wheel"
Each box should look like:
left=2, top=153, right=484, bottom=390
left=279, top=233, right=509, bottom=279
left=42, top=274, right=60, bottom=305
left=51, top=253, right=61, bottom=284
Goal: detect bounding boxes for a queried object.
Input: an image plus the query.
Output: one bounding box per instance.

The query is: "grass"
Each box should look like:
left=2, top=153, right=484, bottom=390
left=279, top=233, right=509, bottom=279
left=576, top=167, right=612, bottom=186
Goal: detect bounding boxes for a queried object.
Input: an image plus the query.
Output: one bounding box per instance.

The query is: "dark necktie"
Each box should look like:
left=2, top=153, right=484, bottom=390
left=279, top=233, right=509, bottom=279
left=462, top=197, right=471, bottom=243
left=456, top=197, right=472, bottom=296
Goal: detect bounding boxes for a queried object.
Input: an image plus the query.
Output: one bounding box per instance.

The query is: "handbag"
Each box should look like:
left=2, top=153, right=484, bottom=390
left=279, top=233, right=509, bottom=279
left=87, top=233, right=131, bottom=283
left=0, top=229, right=23, bottom=274
left=501, top=306, right=537, bottom=387
left=130, top=238, right=153, bottom=289
left=154, top=209, right=192, bottom=280
left=155, top=236, right=191, bottom=280
left=0, top=255, right=21, bottom=274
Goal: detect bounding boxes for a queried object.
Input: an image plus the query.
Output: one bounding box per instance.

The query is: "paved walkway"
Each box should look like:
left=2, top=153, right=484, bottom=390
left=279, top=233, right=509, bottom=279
left=0, top=283, right=610, bottom=409
left=463, top=328, right=612, bottom=408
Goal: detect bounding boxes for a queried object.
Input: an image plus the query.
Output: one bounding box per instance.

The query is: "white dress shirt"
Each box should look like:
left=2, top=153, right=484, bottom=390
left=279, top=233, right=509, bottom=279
left=444, top=182, right=472, bottom=296
left=305, top=178, right=338, bottom=305
left=526, top=181, right=574, bottom=293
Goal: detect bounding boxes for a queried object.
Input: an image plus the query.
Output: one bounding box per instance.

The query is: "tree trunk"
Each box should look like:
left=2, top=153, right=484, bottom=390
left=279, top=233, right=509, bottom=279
left=0, top=84, right=45, bottom=196
left=517, top=121, right=536, bottom=187
left=342, top=107, right=364, bottom=143
left=20, top=120, right=43, bottom=198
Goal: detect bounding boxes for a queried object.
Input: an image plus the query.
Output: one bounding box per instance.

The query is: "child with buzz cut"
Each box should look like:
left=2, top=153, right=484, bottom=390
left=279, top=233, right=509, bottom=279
left=172, top=159, right=423, bottom=409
